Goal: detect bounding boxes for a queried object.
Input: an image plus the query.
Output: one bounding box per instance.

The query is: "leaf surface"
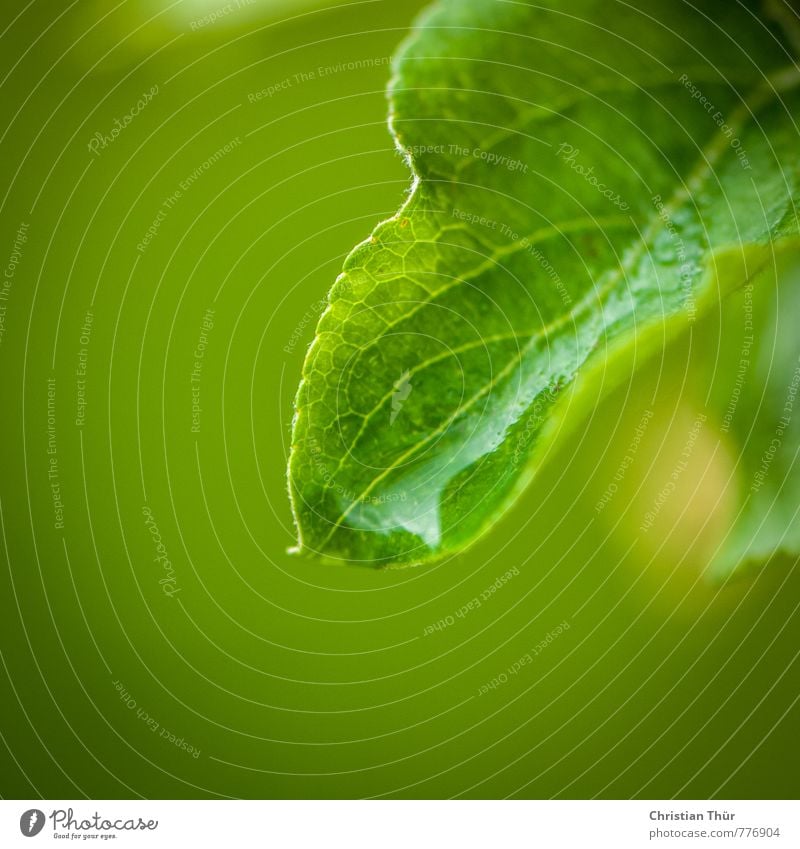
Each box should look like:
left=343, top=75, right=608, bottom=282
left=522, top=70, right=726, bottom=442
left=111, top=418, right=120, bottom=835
left=707, top=255, right=800, bottom=577
left=288, top=0, right=800, bottom=566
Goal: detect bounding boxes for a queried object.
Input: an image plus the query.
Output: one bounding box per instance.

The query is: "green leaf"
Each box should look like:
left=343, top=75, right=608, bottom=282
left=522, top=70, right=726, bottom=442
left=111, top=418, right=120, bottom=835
left=707, top=254, right=800, bottom=577
left=288, top=0, right=800, bottom=567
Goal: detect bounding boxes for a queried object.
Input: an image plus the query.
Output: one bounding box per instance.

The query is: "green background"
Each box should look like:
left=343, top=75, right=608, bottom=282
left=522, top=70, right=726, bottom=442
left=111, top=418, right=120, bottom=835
left=0, top=0, right=798, bottom=799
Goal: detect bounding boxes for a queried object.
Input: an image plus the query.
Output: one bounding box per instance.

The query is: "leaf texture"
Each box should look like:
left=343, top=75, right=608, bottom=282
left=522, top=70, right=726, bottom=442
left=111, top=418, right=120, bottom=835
left=289, top=0, right=800, bottom=566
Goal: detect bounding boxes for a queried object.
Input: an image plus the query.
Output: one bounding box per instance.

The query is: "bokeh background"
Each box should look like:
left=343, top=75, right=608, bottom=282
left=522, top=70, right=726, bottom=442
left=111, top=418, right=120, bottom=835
left=0, top=0, right=798, bottom=799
